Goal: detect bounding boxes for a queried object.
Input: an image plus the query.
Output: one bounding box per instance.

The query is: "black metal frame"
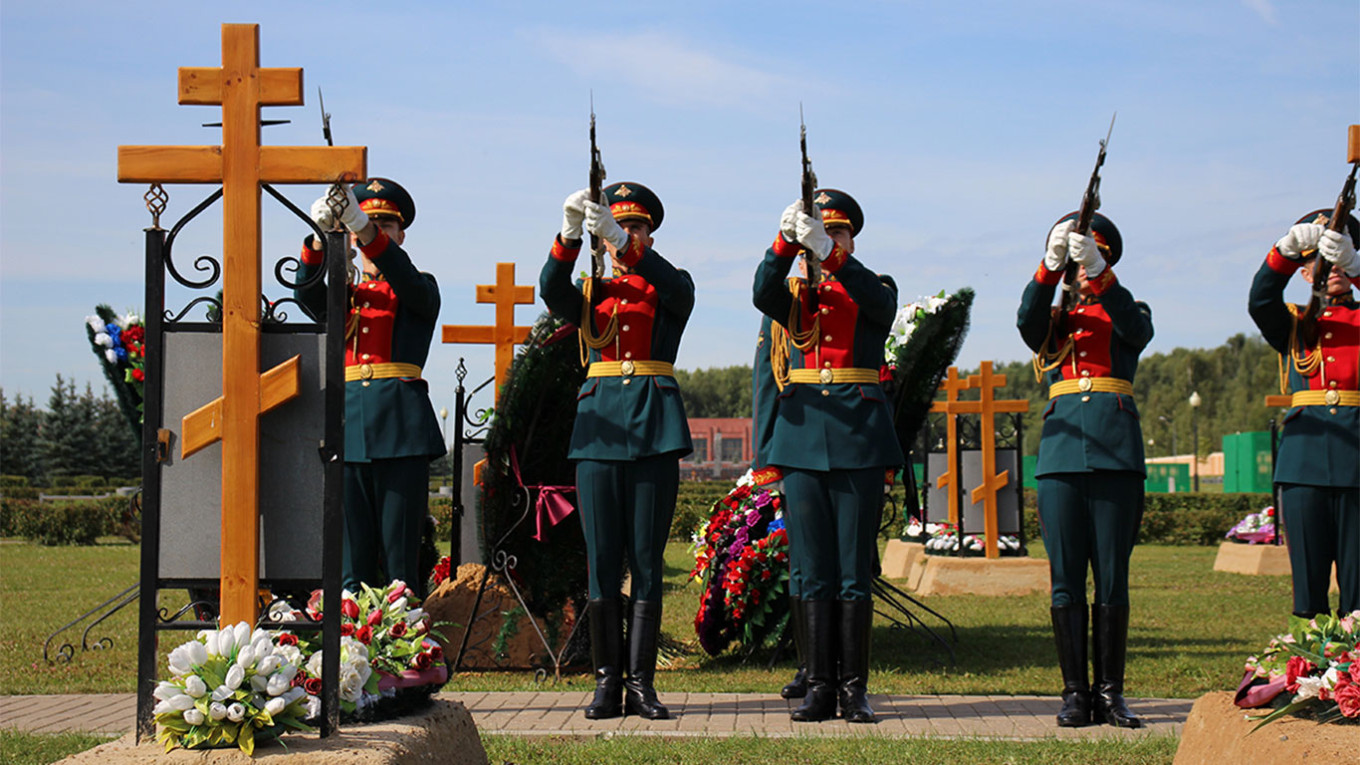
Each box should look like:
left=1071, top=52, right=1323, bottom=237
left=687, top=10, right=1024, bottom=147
left=919, top=410, right=1029, bottom=556
left=133, top=184, right=345, bottom=741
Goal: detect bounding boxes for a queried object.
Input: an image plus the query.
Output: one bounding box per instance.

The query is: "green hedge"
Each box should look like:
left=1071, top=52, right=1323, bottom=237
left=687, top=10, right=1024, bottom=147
left=1017, top=489, right=1271, bottom=546
left=1, top=497, right=125, bottom=545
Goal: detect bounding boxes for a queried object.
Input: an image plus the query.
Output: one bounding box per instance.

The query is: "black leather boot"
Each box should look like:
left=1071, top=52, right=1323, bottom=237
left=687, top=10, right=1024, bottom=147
left=790, top=600, right=838, bottom=722
left=584, top=598, right=623, bottom=719
left=837, top=599, right=876, bottom=723
left=1051, top=605, right=1091, bottom=727
left=623, top=600, right=670, bottom=719
left=780, top=597, right=809, bottom=699
left=1092, top=604, right=1142, bottom=728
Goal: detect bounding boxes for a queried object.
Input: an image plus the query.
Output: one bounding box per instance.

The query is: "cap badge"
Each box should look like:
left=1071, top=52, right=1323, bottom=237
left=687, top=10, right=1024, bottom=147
left=814, top=192, right=832, bottom=206
left=615, top=184, right=634, bottom=198
left=366, top=180, right=385, bottom=193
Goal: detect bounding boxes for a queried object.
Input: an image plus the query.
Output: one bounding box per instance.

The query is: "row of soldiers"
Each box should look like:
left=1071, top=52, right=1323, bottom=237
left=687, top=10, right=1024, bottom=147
left=300, top=174, right=1358, bottom=727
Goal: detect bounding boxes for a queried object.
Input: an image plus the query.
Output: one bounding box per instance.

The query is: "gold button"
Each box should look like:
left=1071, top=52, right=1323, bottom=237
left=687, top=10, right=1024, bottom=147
left=362, top=327, right=369, bottom=334
left=1076, top=308, right=1085, bottom=313
left=1325, top=389, right=1341, bottom=406
left=1325, top=332, right=1333, bottom=339
left=621, top=299, right=628, bottom=305
left=624, top=351, right=632, bottom=359
left=1078, top=377, right=1093, bottom=392
left=821, top=389, right=830, bottom=396
left=1327, top=356, right=1336, bottom=363
left=359, top=363, right=374, bottom=379
left=820, top=307, right=829, bottom=314
left=1330, top=407, right=1338, bottom=414
left=620, top=360, right=635, bottom=377
left=1330, top=381, right=1338, bottom=388
left=823, top=335, right=832, bottom=342
left=1081, top=370, right=1091, bottom=377
left=622, top=325, right=630, bottom=332
left=823, top=285, right=831, bottom=292
left=824, top=361, right=832, bottom=368
left=1323, top=311, right=1332, bottom=317
left=362, top=381, right=370, bottom=387
left=1079, top=351, right=1088, bottom=357
left=1081, top=395, right=1091, bottom=402
left=819, top=368, right=834, bottom=384
left=622, top=379, right=631, bottom=386
left=363, top=302, right=370, bottom=309
left=361, top=353, right=370, bottom=360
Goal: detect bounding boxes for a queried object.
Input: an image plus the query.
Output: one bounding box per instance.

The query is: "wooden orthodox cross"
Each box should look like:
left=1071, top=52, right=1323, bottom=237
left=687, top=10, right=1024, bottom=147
left=930, top=362, right=1030, bottom=558
left=928, top=367, right=971, bottom=526
left=118, top=24, right=366, bottom=624
left=441, top=262, right=535, bottom=402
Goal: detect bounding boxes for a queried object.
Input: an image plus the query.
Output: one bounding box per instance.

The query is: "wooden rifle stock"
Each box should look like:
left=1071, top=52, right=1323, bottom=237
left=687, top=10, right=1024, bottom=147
left=1298, top=160, right=1358, bottom=346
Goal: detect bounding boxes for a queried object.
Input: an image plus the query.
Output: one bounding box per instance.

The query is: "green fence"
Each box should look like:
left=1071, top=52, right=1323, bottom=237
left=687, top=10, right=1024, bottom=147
left=1223, top=431, right=1273, bottom=494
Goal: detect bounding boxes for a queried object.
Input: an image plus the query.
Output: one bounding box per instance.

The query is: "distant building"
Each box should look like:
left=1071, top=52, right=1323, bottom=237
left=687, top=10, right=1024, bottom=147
left=682, top=418, right=752, bottom=481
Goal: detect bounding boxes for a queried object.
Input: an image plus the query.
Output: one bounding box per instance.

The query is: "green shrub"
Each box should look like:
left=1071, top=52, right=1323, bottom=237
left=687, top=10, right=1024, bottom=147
left=0, top=485, right=40, bottom=501
left=430, top=496, right=453, bottom=529
left=0, top=475, right=29, bottom=488
left=74, top=475, right=106, bottom=490
left=1017, top=489, right=1270, bottom=546
left=6, top=497, right=115, bottom=545
left=49, top=476, right=78, bottom=488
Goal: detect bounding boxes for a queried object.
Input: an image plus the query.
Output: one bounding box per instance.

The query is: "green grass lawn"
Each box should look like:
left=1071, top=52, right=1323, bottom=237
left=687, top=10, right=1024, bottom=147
left=0, top=731, right=116, bottom=765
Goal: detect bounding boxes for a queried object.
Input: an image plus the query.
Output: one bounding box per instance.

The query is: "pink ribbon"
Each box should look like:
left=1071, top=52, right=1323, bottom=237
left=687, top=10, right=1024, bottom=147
left=511, top=446, right=577, bottom=542
left=1234, top=670, right=1287, bottom=708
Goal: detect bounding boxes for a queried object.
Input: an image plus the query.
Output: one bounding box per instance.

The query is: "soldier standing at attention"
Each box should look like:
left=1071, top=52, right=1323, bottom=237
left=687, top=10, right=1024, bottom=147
left=540, top=182, right=694, bottom=720
left=1018, top=212, right=1152, bottom=729
left=1247, top=211, right=1360, bottom=618
left=297, top=178, right=445, bottom=596
left=753, top=190, right=902, bottom=723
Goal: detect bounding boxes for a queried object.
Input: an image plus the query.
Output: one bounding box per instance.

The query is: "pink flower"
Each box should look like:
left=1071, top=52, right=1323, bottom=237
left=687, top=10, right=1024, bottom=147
left=1286, top=656, right=1316, bottom=693
left=367, top=609, right=384, bottom=627
left=1335, top=683, right=1360, bottom=718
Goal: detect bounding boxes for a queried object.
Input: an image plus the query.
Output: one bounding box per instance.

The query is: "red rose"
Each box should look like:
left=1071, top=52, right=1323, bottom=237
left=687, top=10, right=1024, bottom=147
left=1335, top=683, right=1360, bottom=718
left=355, top=625, right=373, bottom=644
left=1351, top=661, right=1360, bottom=685
left=368, top=609, right=384, bottom=626
left=412, top=652, right=432, bottom=670
left=1285, top=656, right=1316, bottom=693
left=340, top=623, right=355, bottom=637
left=341, top=598, right=360, bottom=619
left=429, top=644, right=443, bottom=661
left=276, top=632, right=299, bottom=646
left=303, top=677, right=323, bottom=696
left=389, top=621, right=408, bottom=638
left=132, top=368, right=145, bottom=382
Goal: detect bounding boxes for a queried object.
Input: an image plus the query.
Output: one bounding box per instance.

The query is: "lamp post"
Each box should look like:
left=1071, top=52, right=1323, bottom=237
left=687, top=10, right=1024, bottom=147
left=1189, top=391, right=1202, bottom=492
left=1158, top=414, right=1177, bottom=460
left=438, top=407, right=449, bottom=491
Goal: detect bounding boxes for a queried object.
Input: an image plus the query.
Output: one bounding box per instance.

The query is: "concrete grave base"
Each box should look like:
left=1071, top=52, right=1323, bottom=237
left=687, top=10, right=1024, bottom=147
left=1212, top=542, right=1339, bottom=592
left=1173, top=691, right=1358, bottom=764
left=880, top=540, right=924, bottom=579
left=913, top=555, right=1049, bottom=596
left=57, top=698, right=486, bottom=765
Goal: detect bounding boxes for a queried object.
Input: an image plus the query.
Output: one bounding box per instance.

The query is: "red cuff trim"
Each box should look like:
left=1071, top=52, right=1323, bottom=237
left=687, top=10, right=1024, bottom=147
left=1266, top=247, right=1303, bottom=275
left=1034, top=262, right=1064, bottom=286
left=551, top=235, right=581, bottom=263
left=821, top=244, right=848, bottom=274
left=616, top=233, right=646, bottom=268
left=771, top=233, right=802, bottom=259
left=750, top=466, right=783, bottom=486
left=300, top=240, right=324, bottom=266
left=1088, top=267, right=1118, bottom=296
left=359, top=229, right=391, bottom=259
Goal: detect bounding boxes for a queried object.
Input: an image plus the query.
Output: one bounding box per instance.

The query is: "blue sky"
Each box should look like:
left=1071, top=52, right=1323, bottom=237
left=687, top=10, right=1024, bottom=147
left=2, top=1, right=1357, bottom=422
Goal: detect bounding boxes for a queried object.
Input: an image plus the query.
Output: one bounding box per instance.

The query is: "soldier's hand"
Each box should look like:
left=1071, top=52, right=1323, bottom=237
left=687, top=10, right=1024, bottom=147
left=1068, top=231, right=1105, bottom=278
left=310, top=195, right=337, bottom=232
left=795, top=209, right=834, bottom=261
left=1276, top=222, right=1325, bottom=260
left=1319, top=228, right=1359, bottom=276
left=561, top=189, right=590, bottom=242
left=779, top=200, right=802, bottom=243
left=336, top=184, right=370, bottom=235
left=584, top=199, right=629, bottom=251
left=1044, top=219, right=1076, bottom=271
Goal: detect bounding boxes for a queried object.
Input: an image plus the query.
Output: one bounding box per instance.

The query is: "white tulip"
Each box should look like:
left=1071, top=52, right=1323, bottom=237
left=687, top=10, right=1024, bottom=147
left=183, top=708, right=205, bottom=726
left=274, top=645, right=303, bottom=668
left=153, top=700, right=174, bottom=715
left=105, top=349, right=117, bottom=363
left=226, top=702, right=246, bottom=722
left=224, top=664, right=245, bottom=690
left=306, top=652, right=324, bottom=677
left=169, top=694, right=196, bottom=711
left=266, top=671, right=292, bottom=696
left=252, top=635, right=273, bottom=658
left=184, top=675, right=208, bottom=698
left=390, top=597, right=408, bottom=614
left=303, top=696, right=321, bottom=719
left=95, top=332, right=112, bottom=347
left=265, top=697, right=287, bottom=717
left=211, top=685, right=234, bottom=703
left=209, top=702, right=228, bottom=721
left=283, top=686, right=306, bottom=704
left=405, top=608, right=425, bottom=624
left=213, top=629, right=234, bottom=657
left=153, top=681, right=180, bottom=701
left=87, top=316, right=104, bottom=332
left=251, top=675, right=270, bottom=693
left=256, top=655, right=282, bottom=676
left=235, top=645, right=256, bottom=670
left=232, top=622, right=252, bottom=647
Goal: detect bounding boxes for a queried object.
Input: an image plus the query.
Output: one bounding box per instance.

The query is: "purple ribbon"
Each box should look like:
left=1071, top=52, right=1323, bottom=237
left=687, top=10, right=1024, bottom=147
left=511, top=446, right=577, bottom=542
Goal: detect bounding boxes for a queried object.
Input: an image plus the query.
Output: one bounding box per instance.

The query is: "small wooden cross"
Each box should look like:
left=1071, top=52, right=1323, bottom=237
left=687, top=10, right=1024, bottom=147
left=928, top=367, right=972, bottom=526
left=441, top=262, right=535, bottom=402
left=930, top=362, right=1029, bottom=558
left=118, top=24, right=366, bottom=624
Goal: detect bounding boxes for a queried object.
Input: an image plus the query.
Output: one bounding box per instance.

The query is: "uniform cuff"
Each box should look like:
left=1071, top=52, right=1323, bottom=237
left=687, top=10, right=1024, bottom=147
left=1266, top=246, right=1302, bottom=275
left=771, top=233, right=802, bottom=259
left=359, top=229, right=390, bottom=259
left=1034, top=262, right=1064, bottom=286
left=615, top=233, right=646, bottom=268
left=300, top=238, right=324, bottom=266
left=551, top=235, right=581, bottom=262
left=821, top=243, right=849, bottom=274
left=1088, top=267, right=1118, bottom=296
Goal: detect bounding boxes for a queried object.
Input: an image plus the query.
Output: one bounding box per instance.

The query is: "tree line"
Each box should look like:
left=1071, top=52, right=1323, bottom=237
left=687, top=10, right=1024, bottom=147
left=1, top=374, right=140, bottom=484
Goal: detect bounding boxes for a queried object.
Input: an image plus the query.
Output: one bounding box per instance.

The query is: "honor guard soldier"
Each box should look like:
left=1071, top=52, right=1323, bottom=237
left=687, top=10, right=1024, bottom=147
left=296, top=178, right=445, bottom=596
left=753, top=189, right=902, bottom=723
left=1247, top=211, right=1360, bottom=617
left=1018, top=212, right=1153, bottom=729
left=540, top=181, right=694, bottom=720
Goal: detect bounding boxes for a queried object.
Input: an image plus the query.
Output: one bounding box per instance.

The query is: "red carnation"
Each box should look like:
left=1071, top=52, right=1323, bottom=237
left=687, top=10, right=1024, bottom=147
left=123, top=326, right=145, bottom=343
left=303, top=677, right=323, bottom=696
left=1285, top=656, right=1316, bottom=693
left=341, top=599, right=360, bottom=619
left=1336, top=683, right=1360, bottom=718
left=355, top=625, right=373, bottom=644
left=389, top=621, right=408, bottom=638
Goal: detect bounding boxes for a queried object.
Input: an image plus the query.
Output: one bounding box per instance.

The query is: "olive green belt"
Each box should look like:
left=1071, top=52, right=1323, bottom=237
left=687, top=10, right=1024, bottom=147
left=787, top=367, right=880, bottom=385
left=345, top=362, right=422, bottom=382
left=1292, top=390, right=1360, bottom=407
left=587, top=360, right=675, bottom=378
left=1049, top=377, right=1134, bottom=398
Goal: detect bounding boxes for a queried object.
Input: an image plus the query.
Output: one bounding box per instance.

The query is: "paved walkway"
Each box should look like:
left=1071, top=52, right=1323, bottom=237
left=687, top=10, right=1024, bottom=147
left=1, top=692, right=1189, bottom=740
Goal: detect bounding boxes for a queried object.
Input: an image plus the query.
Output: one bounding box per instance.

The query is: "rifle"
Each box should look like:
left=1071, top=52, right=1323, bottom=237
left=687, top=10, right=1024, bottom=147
left=1060, top=113, right=1116, bottom=314
left=1299, top=157, right=1359, bottom=346
left=317, top=88, right=357, bottom=285
left=800, top=105, right=822, bottom=287
left=589, top=96, right=607, bottom=279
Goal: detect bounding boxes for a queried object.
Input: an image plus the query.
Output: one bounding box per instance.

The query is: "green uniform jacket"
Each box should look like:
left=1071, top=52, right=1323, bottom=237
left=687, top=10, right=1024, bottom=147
left=539, top=235, right=694, bottom=461
left=752, top=236, right=904, bottom=471
left=1247, top=249, right=1360, bottom=488
left=752, top=314, right=779, bottom=471
left=295, top=232, right=446, bottom=463
left=1017, top=263, right=1152, bottom=477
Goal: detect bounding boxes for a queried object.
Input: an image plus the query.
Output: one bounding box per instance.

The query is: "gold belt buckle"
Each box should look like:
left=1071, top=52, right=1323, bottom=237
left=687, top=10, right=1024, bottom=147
left=620, top=360, right=635, bottom=377
left=1325, top=389, right=1341, bottom=406
left=819, top=368, right=834, bottom=384
left=359, top=363, right=374, bottom=380
left=1078, top=377, right=1093, bottom=392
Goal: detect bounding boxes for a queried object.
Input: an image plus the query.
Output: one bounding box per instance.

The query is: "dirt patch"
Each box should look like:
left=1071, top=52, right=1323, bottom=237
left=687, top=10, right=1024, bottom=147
left=1174, top=691, right=1359, bottom=764
left=423, top=563, right=579, bottom=670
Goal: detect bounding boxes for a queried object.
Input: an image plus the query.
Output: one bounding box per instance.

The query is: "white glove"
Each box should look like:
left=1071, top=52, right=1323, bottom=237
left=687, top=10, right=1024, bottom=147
left=794, top=210, right=834, bottom=261
left=309, top=195, right=336, bottom=232
left=561, top=189, right=590, bottom=242
left=584, top=199, right=629, bottom=251
left=1319, top=228, right=1359, bottom=276
left=1044, top=219, right=1076, bottom=271
left=1275, top=222, right=1325, bottom=260
left=1068, top=231, right=1105, bottom=278
left=779, top=200, right=802, bottom=243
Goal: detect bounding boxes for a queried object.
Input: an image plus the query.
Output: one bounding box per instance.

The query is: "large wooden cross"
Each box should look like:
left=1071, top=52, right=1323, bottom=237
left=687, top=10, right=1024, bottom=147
left=928, top=367, right=972, bottom=526
left=930, top=362, right=1030, bottom=558
left=118, top=24, right=366, bottom=624
left=441, top=262, right=535, bottom=402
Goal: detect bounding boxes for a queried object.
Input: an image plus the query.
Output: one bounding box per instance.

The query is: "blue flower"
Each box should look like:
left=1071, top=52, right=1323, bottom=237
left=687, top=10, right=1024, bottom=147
left=768, top=518, right=785, bottom=533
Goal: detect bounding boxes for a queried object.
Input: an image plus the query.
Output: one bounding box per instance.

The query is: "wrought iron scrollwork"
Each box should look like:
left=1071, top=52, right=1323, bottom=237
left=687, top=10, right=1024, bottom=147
left=42, top=584, right=139, bottom=665
left=163, top=189, right=224, bottom=290
left=166, top=295, right=224, bottom=324
left=263, top=184, right=330, bottom=293
left=144, top=184, right=169, bottom=229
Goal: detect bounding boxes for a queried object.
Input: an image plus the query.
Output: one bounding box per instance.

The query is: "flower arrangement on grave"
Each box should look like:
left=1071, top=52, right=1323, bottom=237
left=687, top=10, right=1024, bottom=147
left=84, top=304, right=146, bottom=443
left=1225, top=505, right=1277, bottom=545
left=690, top=469, right=791, bottom=656
left=152, top=622, right=311, bottom=755
left=908, top=519, right=1021, bottom=556
left=1235, top=611, right=1360, bottom=727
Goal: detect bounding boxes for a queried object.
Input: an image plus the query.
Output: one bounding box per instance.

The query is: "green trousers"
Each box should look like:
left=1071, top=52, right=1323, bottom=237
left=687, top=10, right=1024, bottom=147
left=783, top=467, right=883, bottom=601
left=1037, top=471, right=1143, bottom=608
left=1279, top=483, right=1359, bottom=616
left=343, top=456, right=429, bottom=594
left=577, top=456, right=679, bottom=601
